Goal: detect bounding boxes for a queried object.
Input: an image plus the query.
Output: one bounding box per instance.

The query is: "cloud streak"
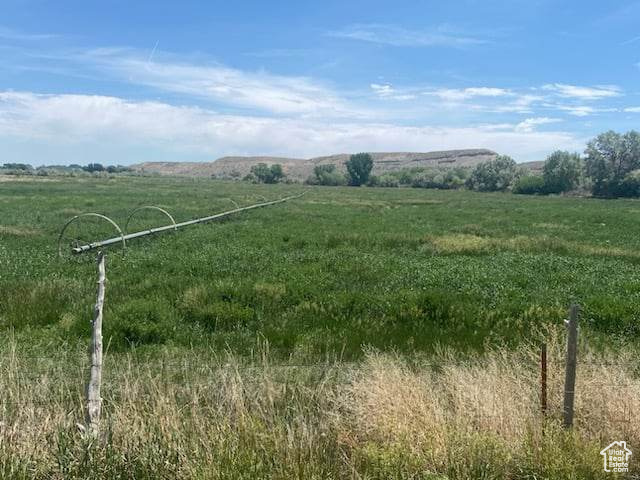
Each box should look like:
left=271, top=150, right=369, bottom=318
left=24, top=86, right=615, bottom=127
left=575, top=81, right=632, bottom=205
left=515, top=117, right=562, bottom=133
left=542, top=83, right=622, bottom=100
left=328, top=24, right=488, bottom=48
left=427, top=87, right=512, bottom=101
left=82, top=49, right=364, bottom=117
left=0, top=26, right=58, bottom=41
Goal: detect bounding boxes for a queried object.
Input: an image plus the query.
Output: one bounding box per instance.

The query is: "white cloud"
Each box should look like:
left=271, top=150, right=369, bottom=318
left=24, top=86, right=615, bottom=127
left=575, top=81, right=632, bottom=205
left=328, top=24, right=487, bottom=48
left=624, top=106, right=640, bottom=112
left=515, top=117, right=562, bottom=133
left=542, top=83, right=622, bottom=100
left=0, top=26, right=58, bottom=41
left=428, top=87, right=511, bottom=101
left=549, top=104, right=605, bottom=117
left=370, top=83, right=395, bottom=97
left=473, top=94, right=544, bottom=114
left=84, top=50, right=360, bottom=117
left=370, top=83, right=416, bottom=101
left=0, top=91, right=583, bottom=163
left=621, top=35, right=640, bottom=45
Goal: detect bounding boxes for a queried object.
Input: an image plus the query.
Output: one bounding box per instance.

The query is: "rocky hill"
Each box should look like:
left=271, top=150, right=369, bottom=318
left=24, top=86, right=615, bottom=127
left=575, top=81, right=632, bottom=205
left=133, top=149, right=499, bottom=180
left=518, top=160, right=544, bottom=174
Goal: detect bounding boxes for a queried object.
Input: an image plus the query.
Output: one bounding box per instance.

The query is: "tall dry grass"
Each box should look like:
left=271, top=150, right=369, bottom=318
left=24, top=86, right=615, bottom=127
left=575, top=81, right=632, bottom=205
left=0, top=329, right=638, bottom=479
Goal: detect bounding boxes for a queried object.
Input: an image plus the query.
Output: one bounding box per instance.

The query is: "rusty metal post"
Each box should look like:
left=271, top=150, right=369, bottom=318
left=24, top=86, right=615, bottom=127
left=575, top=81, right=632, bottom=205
left=563, top=304, right=579, bottom=428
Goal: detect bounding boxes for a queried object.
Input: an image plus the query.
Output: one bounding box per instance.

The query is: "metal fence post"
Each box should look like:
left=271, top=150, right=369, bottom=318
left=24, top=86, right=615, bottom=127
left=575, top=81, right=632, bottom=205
left=563, top=304, right=579, bottom=428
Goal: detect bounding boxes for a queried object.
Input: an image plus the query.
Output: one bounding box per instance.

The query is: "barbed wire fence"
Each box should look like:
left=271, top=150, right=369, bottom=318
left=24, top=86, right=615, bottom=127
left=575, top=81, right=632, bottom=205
left=2, top=190, right=639, bottom=445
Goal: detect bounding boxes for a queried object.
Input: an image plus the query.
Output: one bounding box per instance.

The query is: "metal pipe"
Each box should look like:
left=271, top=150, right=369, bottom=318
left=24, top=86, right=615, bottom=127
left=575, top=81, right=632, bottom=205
left=70, top=191, right=307, bottom=254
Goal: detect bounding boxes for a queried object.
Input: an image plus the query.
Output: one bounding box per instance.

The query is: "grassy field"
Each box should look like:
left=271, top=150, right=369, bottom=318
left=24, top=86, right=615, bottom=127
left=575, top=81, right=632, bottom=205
left=1, top=175, right=639, bottom=478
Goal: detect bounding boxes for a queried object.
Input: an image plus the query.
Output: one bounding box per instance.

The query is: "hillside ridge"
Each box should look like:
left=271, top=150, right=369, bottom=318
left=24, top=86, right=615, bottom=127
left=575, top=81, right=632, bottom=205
left=133, top=149, right=499, bottom=179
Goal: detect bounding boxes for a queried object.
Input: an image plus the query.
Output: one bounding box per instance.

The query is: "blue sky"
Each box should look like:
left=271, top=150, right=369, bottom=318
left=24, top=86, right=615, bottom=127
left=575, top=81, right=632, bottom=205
left=1, top=0, right=639, bottom=165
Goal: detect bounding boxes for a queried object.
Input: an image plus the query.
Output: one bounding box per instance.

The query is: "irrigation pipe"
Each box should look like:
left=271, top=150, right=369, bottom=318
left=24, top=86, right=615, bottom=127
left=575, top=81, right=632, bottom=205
left=68, top=191, right=307, bottom=255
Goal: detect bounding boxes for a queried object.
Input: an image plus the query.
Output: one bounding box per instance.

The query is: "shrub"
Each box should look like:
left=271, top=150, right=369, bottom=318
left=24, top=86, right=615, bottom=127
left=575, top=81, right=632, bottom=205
left=543, top=151, right=582, bottom=193
left=108, top=298, right=174, bottom=348
left=585, top=130, right=640, bottom=197
left=83, top=163, right=105, bottom=172
left=410, top=167, right=468, bottom=190
left=376, top=175, right=399, bottom=187
left=466, top=155, right=518, bottom=192
left=250, top=163, right=286, bottom=184
left=366, top=175, right=379, bottom=187
left=307, top=164, right=347, bottom=186
left=513, top=175, right=546, bottom=195
left=346, top=153, right=373, bottom=186
left=2, top=163, right=32, bottom=171
left=179, top=284, right=255, bottom=331
left=0, top=280, right=76, bottom=329
left=608, top=170, right=640, bottom=198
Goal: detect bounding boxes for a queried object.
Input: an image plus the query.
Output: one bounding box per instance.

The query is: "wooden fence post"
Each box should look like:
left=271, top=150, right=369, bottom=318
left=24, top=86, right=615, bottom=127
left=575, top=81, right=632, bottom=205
left=85, top=251, right=106, bottom=436
left=563, top=304, right=579, bottom=428
left=541, top=343, right=547, bottom=418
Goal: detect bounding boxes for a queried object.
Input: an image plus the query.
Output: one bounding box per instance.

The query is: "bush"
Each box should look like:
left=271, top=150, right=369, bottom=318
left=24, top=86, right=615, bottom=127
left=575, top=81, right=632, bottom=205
left=83, top=163, right=105, bottom=172
left=307, top=164, right=347, bottom=186
left=362, top=167, right=469, bottom=189
left=543, top=151, right=582, bottom=193
left=250, top=163, right=286, bottom=184
left=410, top=168, right=468, bottom=189
left=466, top=155, right=518, bottom=192
left=513, top=175, right=546, bottom=195
left=346, top=153, right=373, bottom=186
left=585, top=130, right=640, bottom=197
left=376, top=175, right=399, bottom=187
left=108, top=298, right=174, bottom=348
left=366, top=175, right=379, bottom=187
left=179, top=284, right=255, bottom=331
left=2, top=163, right=32, bottom=171
left=606, top=170, right=640, bottom=198
left=106, top=165, right=133, bottom=174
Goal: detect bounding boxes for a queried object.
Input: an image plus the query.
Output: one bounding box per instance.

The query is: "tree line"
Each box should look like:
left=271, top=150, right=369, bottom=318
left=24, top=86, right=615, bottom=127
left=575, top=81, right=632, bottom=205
left=0, top=163, right=133, bottom=175
left=512, top=130, right=640, bottom=197
left=301, top=130, right=640, bottom=198
left=4, top=129, right=638, bottom=198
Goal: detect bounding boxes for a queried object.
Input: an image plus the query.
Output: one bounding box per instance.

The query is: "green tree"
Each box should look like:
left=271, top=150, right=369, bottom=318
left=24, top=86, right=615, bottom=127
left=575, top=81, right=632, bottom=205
left=346, top=153, right=373, bottom=186
left=585, top=130, right=640, bottom=196
left=512, top=175, right=546, bottom=195
left=84, top=163, right=105, bottom=172
left=2, top=163, right=32, bottom=171
left=308, top=164, right=346, bottom=186
left=466, top=155, right=518, bottom=192
left=250, top=163, right=285, bottom=184
left=542, top=151, right=582, bottom=193
left=269, top=164, right=284, bottom=183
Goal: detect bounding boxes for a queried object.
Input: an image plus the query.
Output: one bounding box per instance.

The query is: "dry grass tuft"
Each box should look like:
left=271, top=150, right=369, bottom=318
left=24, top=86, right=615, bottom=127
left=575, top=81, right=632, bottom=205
left=427, top=233, right=640, bottom=261
left=0, top=225, right=40, bottom=237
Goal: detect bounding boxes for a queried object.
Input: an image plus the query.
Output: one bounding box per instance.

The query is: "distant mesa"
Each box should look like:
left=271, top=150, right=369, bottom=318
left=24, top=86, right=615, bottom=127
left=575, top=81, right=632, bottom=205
left=518, top=160, right=544, bottom=174
left=132, top=149, right=507, bottom=179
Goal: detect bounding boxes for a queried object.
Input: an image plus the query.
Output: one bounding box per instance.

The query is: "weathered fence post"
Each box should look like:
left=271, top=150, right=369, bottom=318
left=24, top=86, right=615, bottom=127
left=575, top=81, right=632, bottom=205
left=540, top=343, right=547, bottom=418
left=563, top=304, right=579, bottom=428
left=85, top=251, right=106, bottom=436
